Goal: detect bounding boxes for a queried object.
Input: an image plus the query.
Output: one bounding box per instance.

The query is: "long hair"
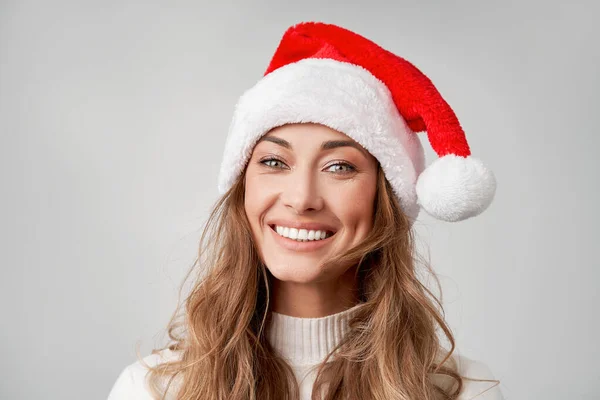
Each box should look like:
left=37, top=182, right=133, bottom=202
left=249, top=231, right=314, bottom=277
left=137, top=163, right=467, bottom=399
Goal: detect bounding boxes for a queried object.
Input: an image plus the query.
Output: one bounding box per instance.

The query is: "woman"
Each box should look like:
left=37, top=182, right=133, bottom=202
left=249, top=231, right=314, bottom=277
left=108, top=22, right=503, bottom=400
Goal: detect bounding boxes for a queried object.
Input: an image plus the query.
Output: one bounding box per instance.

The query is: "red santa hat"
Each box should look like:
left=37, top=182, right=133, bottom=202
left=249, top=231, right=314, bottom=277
left=218, top=21, right=496, bottom=223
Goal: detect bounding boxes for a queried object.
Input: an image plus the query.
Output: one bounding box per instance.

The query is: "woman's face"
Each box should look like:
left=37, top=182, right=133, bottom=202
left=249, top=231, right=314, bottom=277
left=244, top=123, right=378, bottom=285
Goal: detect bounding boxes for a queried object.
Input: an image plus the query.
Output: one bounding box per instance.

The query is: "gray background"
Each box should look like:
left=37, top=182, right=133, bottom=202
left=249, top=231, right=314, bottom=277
left=1, top=0, right=598, bottom=399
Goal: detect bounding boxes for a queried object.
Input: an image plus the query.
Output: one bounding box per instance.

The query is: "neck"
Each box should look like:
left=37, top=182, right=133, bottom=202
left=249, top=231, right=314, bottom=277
left=270, top=267, right=360, bottom=318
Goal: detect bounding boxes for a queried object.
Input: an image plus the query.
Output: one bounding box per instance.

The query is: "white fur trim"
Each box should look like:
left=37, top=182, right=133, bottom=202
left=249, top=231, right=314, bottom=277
left=415, top=155, right=496, bottom=222
left=218, top=58, right=425, bottom=221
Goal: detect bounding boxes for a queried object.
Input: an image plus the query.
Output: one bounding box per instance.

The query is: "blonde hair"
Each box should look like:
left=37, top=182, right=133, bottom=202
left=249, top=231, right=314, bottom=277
left=137, top=164, right=471, bottom=399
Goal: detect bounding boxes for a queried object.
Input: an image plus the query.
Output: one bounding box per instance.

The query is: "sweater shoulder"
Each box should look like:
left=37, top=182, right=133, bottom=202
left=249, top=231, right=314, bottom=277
left=107, top=348, right=503, bottom=399
left=454, top=353, right=505, bottom=400
left=107, top=349, right=182, bottom=400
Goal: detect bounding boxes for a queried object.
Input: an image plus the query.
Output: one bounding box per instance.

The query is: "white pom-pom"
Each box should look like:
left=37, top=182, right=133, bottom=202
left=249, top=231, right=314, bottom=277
left=415, top=154, right=496, bottom=222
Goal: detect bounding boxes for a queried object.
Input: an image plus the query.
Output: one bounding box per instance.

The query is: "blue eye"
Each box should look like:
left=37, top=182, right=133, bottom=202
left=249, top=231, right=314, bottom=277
left=260, top=158, right=287, bottom=169
left=325, top=162, right=356, bottom=174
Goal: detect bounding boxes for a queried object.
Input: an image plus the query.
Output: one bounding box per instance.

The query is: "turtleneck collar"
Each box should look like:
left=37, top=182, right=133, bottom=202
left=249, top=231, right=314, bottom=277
left=266, top=303, right=363, bottom=366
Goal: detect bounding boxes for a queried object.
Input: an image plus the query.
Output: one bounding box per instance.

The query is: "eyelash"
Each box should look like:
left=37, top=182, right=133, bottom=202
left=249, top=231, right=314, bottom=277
left=259, top=157, right=356, bottom=174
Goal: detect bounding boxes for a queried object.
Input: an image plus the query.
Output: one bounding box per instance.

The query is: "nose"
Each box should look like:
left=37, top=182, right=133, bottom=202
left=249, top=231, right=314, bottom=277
left=281, top=167, right=324, bottom=214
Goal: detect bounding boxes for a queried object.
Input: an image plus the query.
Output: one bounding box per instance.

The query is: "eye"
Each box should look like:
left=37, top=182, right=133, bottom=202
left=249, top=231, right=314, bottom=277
left=325, top=162, right=356, bottom=174
left=259, top=158, right=288, bottom=169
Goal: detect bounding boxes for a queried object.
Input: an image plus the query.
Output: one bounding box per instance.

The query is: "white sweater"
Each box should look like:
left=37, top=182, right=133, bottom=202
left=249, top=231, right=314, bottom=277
left=108, top=304, right=504, bottom=399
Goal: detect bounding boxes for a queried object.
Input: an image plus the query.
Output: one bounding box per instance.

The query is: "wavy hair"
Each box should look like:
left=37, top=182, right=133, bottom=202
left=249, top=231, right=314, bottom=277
left=137, top=163, right=470, bottom=399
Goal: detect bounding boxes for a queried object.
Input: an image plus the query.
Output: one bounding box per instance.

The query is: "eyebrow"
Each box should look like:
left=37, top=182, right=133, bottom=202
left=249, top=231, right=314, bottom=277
left=257, top=136, right=370, bottom=158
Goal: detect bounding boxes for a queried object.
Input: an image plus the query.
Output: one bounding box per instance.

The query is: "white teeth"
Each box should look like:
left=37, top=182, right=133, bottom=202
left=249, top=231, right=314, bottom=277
left=289, top=228, right=298, bottom=240
left=273, top=225, right=331, bottom=241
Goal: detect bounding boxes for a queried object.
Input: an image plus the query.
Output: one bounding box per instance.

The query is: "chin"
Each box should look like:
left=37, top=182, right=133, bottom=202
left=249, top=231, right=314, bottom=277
left=265, top=257, right=326, bottom=284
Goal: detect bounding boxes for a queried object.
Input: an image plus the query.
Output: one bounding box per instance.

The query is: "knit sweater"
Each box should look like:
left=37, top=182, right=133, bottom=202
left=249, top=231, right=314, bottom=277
left=107, top=304, right=504, bottom=399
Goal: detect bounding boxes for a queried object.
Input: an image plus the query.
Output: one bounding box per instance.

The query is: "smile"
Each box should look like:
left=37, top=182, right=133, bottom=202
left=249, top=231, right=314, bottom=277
left=268, top=224, right=336, bottom=252
left=270, top=225, right=334, bottom=242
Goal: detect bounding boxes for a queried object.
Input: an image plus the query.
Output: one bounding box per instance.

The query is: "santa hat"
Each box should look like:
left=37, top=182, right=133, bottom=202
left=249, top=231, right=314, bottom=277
left=218, top=22, right=496, bottom=223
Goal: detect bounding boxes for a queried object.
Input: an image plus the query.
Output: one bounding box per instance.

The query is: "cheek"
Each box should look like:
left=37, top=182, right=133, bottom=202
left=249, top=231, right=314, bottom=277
left=244, top=173, right=276, bottom=229
left=244, top=175, right=262, bottom=224
left=328, top=178, right=377, bottom=231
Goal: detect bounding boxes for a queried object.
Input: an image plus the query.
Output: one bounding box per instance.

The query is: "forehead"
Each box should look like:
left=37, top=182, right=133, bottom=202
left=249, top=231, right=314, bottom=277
left=256, top=122, right=362, bottom=149
left=266, top=122, right=349, bottom=140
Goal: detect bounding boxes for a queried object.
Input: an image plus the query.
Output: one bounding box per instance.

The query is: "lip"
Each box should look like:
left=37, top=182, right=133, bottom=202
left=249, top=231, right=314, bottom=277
left=267, top=224, right=336, bottom=252
left=267, top=219, right=338, bottom=234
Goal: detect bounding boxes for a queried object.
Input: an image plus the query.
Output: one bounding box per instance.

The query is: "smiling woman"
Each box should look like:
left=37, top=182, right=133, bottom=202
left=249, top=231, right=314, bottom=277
left=244, top=123, right=379, bottom=317
left=108, top=21, right=502, bottom=400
